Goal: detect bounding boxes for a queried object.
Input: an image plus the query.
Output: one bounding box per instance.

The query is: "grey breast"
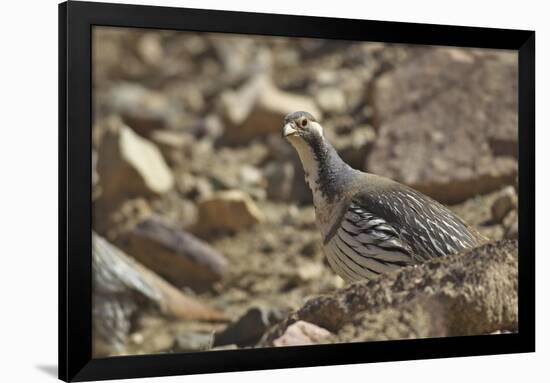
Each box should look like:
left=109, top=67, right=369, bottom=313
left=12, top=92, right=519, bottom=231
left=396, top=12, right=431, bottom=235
left=323, top=187, right=483, bottom=283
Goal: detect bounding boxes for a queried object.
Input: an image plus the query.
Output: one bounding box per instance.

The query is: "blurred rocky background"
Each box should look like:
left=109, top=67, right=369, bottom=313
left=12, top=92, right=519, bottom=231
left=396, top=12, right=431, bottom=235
left=92, top=27, right=518, bottom=356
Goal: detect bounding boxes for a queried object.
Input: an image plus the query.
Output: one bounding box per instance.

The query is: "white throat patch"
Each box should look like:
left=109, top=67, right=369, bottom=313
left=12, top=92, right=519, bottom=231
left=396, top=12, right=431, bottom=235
left=287, top=133, right=337, bottom=235
left=287, top=136, right=320, bottom=191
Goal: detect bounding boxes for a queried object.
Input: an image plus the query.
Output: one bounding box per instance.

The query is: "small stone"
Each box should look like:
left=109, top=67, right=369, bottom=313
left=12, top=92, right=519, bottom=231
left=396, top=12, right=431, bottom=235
left=239, top=165, right=264, bottom=188
left=214, top=307, right=287, bottom=347
left=176, top=173, right=214, bottom=201
left=264, top=161, right=295, bottom=201
left=197, top=190, right=264, bottom=232
left=180, top=87, right=204, bottom=114
left=109, top=198, right=153, bottom=232
left=315, top=70, right=338, bottom=86
left=315, top=88, right=347, bottom=114
left=332, top=275, right=346, bottom=289
left=150, top=193, right=199, bottom=230
left=259, top=232, right=277, bottom=253
left=137, top=33, right=163, bottom=67
left=150, top=130, right=194, bottom=165
left=150, top=130, right=194, bottom=151
left=300, top=240, right=319, bottom=258
left=192, top=115, right=224, bottom=139
left=175, top=333, right=213, bottom=352
left=505, top=221, right=518, bottom=239
left=194, top=177, right=214, bottom=200
left=297, top=263, right=324, bottom=282
left=148, top=332, right=175, bottom=353
left=211, top=344, right=238, bottom=351
left=130, top=332, right=144, bottom=345
left=502, top=208, right=518, bottom=240
left=491, top=186, right=517, bottom=223
left=273, top=321, right=332, bottom=347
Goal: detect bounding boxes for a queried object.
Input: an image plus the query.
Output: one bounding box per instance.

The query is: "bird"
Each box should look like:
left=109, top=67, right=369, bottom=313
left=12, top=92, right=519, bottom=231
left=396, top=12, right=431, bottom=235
left=282, top=111, right=486, bottom=283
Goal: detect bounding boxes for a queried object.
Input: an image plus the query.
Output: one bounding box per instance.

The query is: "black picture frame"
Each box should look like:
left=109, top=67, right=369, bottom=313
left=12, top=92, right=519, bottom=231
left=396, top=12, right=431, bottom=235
left=59, top=1, right=535, bottom=381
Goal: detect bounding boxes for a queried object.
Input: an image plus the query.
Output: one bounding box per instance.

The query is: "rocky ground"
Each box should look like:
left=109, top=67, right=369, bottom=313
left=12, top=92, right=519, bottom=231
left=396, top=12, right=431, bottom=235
left=91, top=27, right=519, bottom=356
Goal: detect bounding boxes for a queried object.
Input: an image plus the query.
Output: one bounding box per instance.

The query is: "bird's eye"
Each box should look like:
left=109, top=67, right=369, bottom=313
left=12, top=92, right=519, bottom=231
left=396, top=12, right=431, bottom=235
left=301, top=119, right=308, bottom=127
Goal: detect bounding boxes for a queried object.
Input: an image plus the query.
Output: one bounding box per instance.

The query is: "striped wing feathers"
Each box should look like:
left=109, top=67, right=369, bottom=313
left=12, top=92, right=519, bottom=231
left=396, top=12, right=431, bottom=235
left=325, top=203, right=415, bottom=282
left=351, top=188, right=482, bottom=259
left=324, top=186, right=483, bottom=283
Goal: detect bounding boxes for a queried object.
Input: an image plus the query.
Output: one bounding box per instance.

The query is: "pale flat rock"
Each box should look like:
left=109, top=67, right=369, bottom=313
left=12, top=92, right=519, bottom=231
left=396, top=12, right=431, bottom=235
left=273, top=320, right=332, bottom=347
left=97, top=117, right=174, bottom=202
left=196, top=190, right=265, bottom=232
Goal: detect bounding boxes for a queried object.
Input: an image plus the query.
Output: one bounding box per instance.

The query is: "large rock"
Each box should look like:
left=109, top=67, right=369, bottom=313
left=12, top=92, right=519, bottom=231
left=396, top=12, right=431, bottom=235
left=261, top=240, right=518, bottom=345
left=92, top=232, right=225, bottom=356
left=115, top=216, right=228, bottom=290
left=368, top=48, right=518, bottom=203
left=196, top=190, right=265, bottom=232
left=96, top=117, right=174, bottom=203
left=220, top=74, right=320, bottom=145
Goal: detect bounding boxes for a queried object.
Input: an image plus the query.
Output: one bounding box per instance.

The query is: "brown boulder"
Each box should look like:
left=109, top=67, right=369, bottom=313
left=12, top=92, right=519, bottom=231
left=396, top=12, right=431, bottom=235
left=368, top=48, right=518, bottom=203
left=262, top=240, right=518, bottom=345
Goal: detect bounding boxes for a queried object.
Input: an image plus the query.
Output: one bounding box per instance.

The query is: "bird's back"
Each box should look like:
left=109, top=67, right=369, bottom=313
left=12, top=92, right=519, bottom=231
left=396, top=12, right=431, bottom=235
left=322, top=173, right=486, bottom=282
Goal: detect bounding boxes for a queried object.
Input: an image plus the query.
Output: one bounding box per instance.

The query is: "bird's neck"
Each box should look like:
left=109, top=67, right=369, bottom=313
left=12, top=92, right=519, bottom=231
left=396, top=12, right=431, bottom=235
left=291, top=135, right=355, bottom=206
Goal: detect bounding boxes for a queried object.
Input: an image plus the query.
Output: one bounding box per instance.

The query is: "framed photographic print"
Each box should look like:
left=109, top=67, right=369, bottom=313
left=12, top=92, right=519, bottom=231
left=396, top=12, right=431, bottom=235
left=59, top=1, right=535, bottom=381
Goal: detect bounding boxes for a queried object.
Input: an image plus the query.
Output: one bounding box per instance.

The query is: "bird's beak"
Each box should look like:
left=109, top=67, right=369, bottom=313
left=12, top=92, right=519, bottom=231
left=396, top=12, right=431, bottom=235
left=282, top=123, right=298, bottom=138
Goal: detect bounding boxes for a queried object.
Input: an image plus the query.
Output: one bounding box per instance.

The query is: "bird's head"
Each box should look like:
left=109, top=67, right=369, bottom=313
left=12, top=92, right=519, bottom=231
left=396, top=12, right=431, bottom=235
left=282, top=111, right=352, bottom=203
left=282, top=111, right=324, bottom=145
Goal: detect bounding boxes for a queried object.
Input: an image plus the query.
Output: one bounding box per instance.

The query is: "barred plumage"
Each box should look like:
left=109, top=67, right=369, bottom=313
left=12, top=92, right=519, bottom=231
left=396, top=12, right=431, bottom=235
left=283, top=111, right=486, bottom=283
left=323, top=187, right=484, bottom=282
